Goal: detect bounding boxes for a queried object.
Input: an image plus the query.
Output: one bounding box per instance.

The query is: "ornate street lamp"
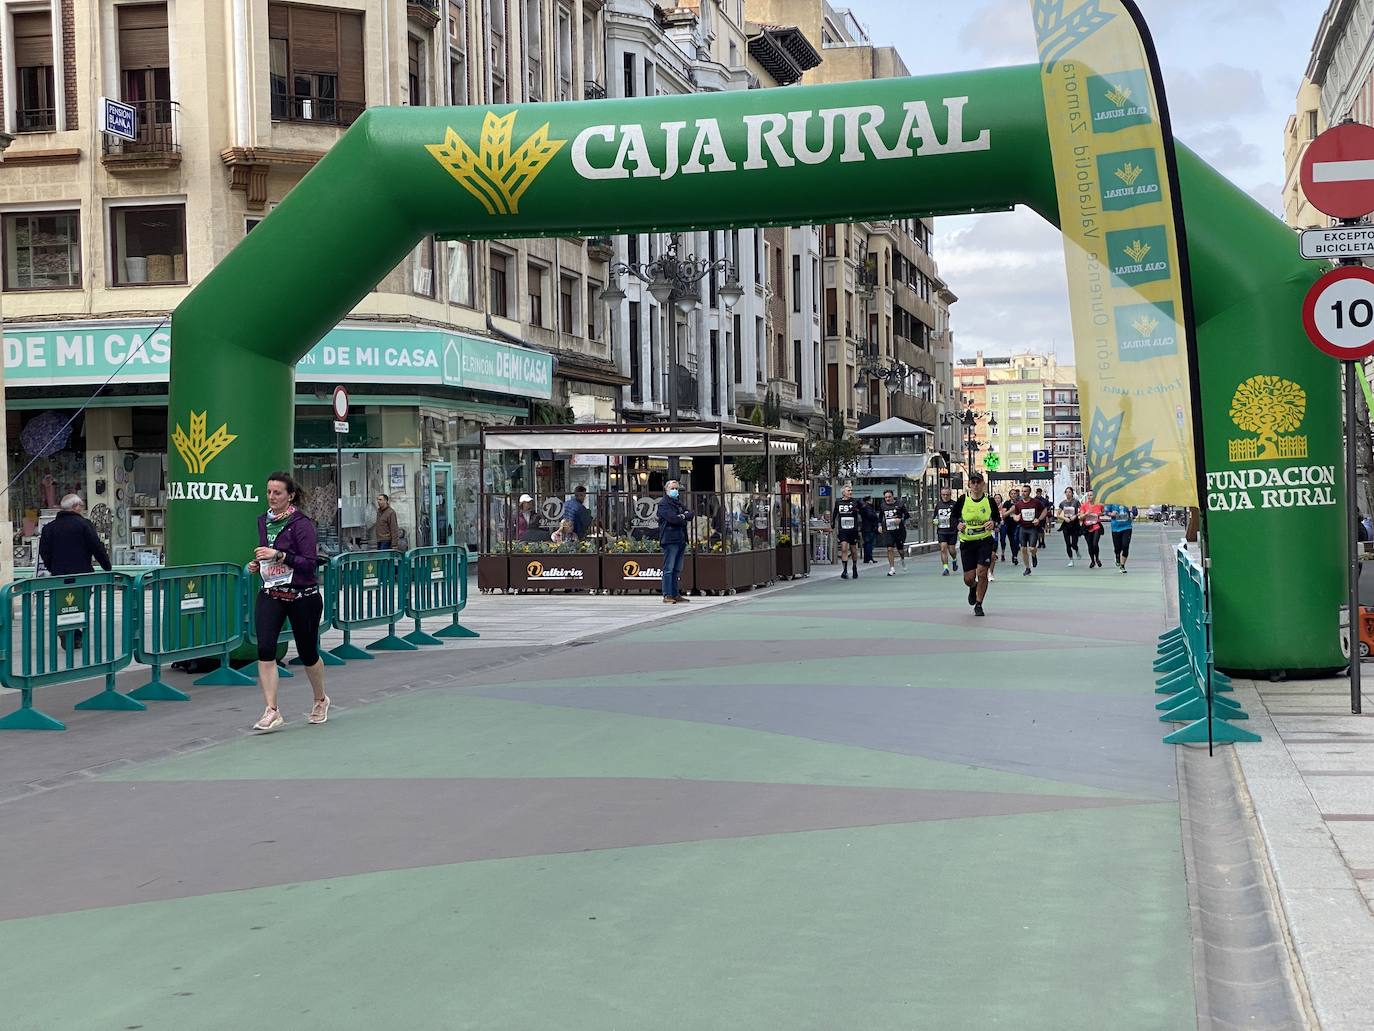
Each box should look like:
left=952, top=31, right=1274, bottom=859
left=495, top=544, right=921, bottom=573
left=601, top=233, right=743, bottom=476
left=943, top=401, right=997, bottom=480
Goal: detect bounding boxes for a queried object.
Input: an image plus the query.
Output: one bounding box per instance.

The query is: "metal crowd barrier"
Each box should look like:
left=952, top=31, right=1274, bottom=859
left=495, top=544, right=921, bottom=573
left=132, top=563, right=249, bottom=699
left=0, top=551, right=484, bottom=731
left=402, top=547, right=480, bottom=646
left=0, top=572, right=138, bottom=730
left=330, top=550, right=416, bottom=660
left=1155, top=544, right=1258, bottom=747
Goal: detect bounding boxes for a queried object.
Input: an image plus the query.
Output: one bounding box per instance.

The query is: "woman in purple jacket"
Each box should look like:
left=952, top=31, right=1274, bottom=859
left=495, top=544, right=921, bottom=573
left=246, top=471, right=329, bottom=732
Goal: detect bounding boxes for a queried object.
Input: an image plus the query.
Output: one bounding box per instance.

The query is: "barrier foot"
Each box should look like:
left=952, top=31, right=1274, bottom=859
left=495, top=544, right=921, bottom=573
left=1155, top=669, right=1195, bottom=693
left=1153, top=653, right=1188, bottom=673
left=0, top=698, right=65, bottom=731
left=74, top=685, right=147, bottom=711
left=194, top=662, right=256, bottom=686
left=1157, top=686, right=1202, bottom=710
left=367, top=633, right=419, bottom=652
left=403, top=628, right=445, bottom=647
left=330, top=643, right=373, bottom=661
left=1164, top=716, right=1261, bottom=745
left=1161, top=697, right=1248, bottom=723
left=435, top=621, right=480, bottom=639
left=129, top=679, right=191, bottom=702
left=1158, top=628, right=1184, bottom=644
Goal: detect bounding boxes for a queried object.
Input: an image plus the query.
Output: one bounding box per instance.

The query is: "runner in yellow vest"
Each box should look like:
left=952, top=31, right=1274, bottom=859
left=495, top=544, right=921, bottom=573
left=952, top=472, right=998, bottom=617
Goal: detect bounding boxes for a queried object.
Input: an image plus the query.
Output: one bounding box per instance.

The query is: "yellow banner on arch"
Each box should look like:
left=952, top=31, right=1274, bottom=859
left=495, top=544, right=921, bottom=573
left=1030, top=0, right=1199, bottom=506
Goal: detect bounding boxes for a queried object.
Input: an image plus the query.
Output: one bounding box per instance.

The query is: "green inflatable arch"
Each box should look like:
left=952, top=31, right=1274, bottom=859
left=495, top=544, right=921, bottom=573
left=168, top=64, right=1341, bottom=674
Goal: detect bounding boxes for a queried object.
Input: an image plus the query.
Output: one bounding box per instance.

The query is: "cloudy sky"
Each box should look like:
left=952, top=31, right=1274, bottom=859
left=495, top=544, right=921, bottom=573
left=843, top=0, right=1326, bottom=361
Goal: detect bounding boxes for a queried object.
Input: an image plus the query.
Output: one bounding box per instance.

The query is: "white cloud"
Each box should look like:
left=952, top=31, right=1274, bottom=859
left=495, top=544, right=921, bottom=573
left=1165, top=65, right=1271, bottom=132
left=955, top=0, right=1037, bottom=64
left=1187, top=124, right=1263, bottom=174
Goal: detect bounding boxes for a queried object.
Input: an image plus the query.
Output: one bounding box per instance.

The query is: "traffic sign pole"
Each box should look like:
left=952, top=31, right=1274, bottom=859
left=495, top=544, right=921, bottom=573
left=1299, top=121, right=1374, bottom=711
left=332, top=386, right=350, bottom=555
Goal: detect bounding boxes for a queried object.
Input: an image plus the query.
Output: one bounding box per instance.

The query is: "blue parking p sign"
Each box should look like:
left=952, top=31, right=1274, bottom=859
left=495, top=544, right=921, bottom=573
left=100, top=97, right=137, bottom=142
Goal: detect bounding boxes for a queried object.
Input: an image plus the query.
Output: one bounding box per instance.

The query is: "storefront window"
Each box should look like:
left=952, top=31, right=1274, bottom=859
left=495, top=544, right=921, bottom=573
left=110, top=203, right=188, bottom=286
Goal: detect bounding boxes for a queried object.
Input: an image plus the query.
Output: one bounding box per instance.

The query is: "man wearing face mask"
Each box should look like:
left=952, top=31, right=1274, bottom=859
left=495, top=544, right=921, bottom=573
left=657, top=479, right=690, bottom=604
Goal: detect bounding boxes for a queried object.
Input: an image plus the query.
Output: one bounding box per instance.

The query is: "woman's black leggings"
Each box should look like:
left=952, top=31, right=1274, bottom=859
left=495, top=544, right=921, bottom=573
left=1062, top=523, right=1080, bottom=557
left=1112, top=528, right=1133, bottom=561
left=255, top=591, right=324, bottom=665
left=1083, top=526, right=1103, bottom=563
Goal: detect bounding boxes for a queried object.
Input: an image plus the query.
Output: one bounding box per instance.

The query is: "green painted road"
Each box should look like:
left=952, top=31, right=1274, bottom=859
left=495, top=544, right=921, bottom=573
left=0, top=525, right=1197, bottom=1030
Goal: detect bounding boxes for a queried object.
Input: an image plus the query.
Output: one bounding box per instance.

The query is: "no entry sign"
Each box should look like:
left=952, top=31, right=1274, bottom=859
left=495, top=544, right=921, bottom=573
left=1301, top=123, right=1374, bottom=220
left=1303, top=266, right=1374, bottom=359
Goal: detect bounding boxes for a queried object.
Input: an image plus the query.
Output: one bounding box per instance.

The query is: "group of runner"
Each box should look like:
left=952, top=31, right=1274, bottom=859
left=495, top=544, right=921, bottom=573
left=830, top=477, right=1138, bottom=615
left=933, top=477, right=1138, bottom=616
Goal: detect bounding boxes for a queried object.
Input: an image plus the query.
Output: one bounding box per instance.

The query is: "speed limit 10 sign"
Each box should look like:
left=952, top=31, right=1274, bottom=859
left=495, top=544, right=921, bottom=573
left=1303, top=266, right=1374, bottom=360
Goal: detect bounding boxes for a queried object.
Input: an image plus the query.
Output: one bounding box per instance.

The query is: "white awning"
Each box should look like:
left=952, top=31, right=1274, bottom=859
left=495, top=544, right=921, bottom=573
left=855, top=417, right=932, bottom=437
left=854, top=453, right=933, bottom=480
left=483, top=429, right=800, bottom=456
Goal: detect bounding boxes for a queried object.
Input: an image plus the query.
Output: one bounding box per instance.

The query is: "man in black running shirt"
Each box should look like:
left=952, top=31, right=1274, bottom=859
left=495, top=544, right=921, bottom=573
left=831, top=484, right=863, bottom=579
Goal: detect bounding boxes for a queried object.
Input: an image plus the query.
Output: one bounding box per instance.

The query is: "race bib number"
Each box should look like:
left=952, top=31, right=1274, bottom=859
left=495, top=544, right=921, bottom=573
left=260, top=560, right=292, bottom=589
left=936, top=511, right=951, bottom=528
left=840, top=516, right=856, bottom=530
left=886, top=514, right=902, bottom=530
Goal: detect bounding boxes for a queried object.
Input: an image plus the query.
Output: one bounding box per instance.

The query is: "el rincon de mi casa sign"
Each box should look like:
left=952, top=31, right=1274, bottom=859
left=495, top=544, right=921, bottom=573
left=2, top=323, right=553, bottom=399
left=164, top=3, right=1343, bottom=674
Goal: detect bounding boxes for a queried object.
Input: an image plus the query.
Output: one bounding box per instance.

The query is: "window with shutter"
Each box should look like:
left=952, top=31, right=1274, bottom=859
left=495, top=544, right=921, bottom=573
left=13, top=11, right=55, bottom=132
left=267, top=3, right=365, bottom=125
left=118, top=4, right=172, bottom=141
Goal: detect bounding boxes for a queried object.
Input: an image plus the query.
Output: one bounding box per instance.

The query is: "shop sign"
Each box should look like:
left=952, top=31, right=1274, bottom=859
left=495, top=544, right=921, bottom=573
left=3, top=322, right=553, bottom=400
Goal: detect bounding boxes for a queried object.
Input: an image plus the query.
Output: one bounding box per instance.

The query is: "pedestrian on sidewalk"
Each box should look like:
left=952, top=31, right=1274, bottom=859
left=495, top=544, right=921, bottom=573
left=38, top=494, right=112, bottom=648
left=859, top=496, right=881, bottom=564
left=248, top=471, right=329, bottom=733
left=39, top=494, right=112, bottom=575
left=373, top=494, right=400, bottom=550
left=657, top=479, right=689, bottom=604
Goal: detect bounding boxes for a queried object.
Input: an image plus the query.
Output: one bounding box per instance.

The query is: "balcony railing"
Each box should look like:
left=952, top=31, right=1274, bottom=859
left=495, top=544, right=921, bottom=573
left=271, top=93, right=365, bottom=127
left=101, top=100, right=180, bottom=156
left=15, top=106, right=55, bottom=133
left=584, top=80, right=607, bottom=99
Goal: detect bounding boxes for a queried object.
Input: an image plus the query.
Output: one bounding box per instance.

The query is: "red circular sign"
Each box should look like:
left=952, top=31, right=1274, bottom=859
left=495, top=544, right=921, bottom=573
left=331, top=385, right=349, bottom=420
left=1301, top=123, right=1374, bottom=219
left=1302, top=266, right=1374, bottom=360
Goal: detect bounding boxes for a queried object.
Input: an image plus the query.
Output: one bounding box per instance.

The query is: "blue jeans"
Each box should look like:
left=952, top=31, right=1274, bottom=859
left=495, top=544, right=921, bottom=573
left=662, top=542, right=686, bottom=597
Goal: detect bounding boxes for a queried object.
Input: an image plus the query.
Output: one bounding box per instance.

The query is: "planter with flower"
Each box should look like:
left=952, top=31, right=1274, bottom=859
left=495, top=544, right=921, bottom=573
left=691, top=537, right=756, bottom=594
left=775, top=530, right=808, bottom=580
left=600, top=536, right=691, bottom=593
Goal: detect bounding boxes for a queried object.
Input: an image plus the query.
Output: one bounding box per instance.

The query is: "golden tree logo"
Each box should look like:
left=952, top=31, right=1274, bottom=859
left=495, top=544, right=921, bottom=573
left=1114, top=162, right=1144, bottom=186
left=1106, top=84, right=1133, bottom=108
left=426, top=112, right=567, bottom=216
left=1123, top=240, right=1152, bottom=263
left=1228, top=375, right=1308, bottom=463
left=1130, top=314, right=1159, bottom=337
left=172, top=411, right=237, bottom=475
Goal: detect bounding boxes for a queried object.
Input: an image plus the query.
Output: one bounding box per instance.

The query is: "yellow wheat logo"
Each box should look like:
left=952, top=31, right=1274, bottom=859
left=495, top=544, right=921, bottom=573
left=1123, top=240, right=1152, bottom=263
left=64, top=592, right=75, bottom=606
left=1228, top=375, right=1309, bottom=463
left=186, top=581, right=197, bottom=593
left=426, top=111, right=566, bottom=216
left=1130, top=315, right=1159, bottom=337
left=1114, top=162, right=1144, bottom=186
left=1106, top=84, right=1133, bottom=108
left=172, top=411, right=237, bottom=475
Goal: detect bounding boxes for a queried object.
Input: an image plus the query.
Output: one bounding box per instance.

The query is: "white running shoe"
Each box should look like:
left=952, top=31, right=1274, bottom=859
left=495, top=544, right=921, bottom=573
left=988, top=572, right=996, bottom=582
left=1068, top=559, right=1074, bottom=567
left=253, top=707, right=283, bottom=733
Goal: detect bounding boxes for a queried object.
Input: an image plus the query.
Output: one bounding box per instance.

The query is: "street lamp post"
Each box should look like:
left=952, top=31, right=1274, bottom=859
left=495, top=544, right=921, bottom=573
left=600, top=234, right=743, bottom=479
left=943, top=401, right=997, bottom=483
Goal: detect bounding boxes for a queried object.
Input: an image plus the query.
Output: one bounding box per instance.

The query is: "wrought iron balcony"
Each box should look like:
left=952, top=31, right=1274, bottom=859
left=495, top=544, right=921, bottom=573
left=15, top=106, right=55, bottom=133
left=271, top=93, right=365, bottom=127
left=584, top=80, right=607, bottom=99
left=101, top=100, right=183, bottom=172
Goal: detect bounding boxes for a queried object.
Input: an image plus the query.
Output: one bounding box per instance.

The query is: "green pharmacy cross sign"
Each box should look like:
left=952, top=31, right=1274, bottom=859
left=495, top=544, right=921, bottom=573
left=983, top=453, right=1002, bottom=471
left=165, top=5, right=1342, bottom=675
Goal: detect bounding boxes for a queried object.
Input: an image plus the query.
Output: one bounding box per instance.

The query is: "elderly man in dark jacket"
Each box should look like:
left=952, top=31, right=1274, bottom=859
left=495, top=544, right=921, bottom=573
left=39, top=495, right=112, bottom=574
left=657, top=480, right=689, bottom=604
